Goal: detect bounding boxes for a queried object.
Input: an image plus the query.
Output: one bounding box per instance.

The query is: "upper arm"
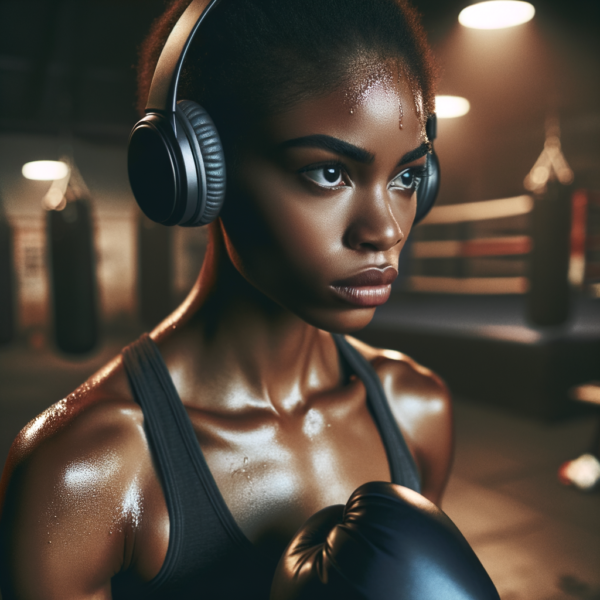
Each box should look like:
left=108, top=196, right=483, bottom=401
left=347, top=337, right=453, bottom=506
left=0, top=398, right=145, bottom=600
left=396, top=369, right=453, bottom=506
left=382, top=355, right=453, bottom=506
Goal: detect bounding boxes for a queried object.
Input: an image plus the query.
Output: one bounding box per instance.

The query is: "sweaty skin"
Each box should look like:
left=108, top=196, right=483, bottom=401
left=0, top=75, right=452, bottom=599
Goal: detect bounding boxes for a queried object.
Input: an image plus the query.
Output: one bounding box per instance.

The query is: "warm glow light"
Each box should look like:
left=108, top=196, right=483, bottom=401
left=408, top=276, right=528, bottom=295
left=459, top=1, right=535, bottom=30
left=435, top=95, right=470, bottom=119
left=22, top=160, right=69, bottom=181
left=422, top=195, right=533, bottom=224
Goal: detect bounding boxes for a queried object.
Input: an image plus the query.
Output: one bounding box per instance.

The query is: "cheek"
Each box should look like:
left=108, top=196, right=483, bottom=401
left=223, top=169, right=349, bottom=285
left=268, top=198, right=348, bottom=277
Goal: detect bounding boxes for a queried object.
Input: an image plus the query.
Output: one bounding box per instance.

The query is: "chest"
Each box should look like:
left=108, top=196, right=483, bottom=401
left=190, top=386, right=391, bottom=545
left=128, top=376, right=404, bottom=586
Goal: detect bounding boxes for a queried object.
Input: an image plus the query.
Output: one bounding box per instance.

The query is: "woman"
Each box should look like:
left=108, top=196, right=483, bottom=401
left=0, top=0, right=452, bottom=597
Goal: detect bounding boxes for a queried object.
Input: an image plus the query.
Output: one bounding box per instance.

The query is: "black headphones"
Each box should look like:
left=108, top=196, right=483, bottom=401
left=127, top=0, right=440, bottom=227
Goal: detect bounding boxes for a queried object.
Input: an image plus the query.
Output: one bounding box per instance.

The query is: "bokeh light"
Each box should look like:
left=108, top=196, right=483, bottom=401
left=22, top=160, right=69, bottom=181
left=435, top=95, right=471, bottom=118
left=459, top=1, right=535, bottom=30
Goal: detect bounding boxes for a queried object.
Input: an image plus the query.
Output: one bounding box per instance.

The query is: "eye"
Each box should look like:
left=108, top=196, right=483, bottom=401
left=301, top=166, right=345, bottom=188
left=389, top=166, right=426, bottom=192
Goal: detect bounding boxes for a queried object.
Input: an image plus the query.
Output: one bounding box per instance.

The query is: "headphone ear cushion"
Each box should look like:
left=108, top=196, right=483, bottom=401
left=414, top=150, right=440, bottom=224
left=178, top=100, right=226, bottom=225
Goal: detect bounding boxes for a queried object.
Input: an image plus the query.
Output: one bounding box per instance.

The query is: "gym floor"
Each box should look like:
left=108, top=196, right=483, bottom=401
left=0, top=334, right=599, bottom=600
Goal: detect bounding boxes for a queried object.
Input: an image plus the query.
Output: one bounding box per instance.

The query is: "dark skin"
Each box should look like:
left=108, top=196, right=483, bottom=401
left=0, top=76, right=452, bottom=599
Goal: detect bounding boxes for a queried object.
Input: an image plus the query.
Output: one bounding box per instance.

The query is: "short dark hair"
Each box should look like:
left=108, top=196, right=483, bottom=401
left=137, top=0, right=438, bottom=145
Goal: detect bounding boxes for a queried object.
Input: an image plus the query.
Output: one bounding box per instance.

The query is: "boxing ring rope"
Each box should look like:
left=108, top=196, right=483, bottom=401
left=407, top=195, right=533, bottom=294
left=406, top=190, right=597, bottom=296
left=419, top=195, right=533, bottom=225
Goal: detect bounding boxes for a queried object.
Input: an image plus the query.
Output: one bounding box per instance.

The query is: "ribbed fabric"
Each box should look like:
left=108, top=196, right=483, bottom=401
left=113, top=333, right=420, bottom=598
left=332, top=334, right=421, bottom=494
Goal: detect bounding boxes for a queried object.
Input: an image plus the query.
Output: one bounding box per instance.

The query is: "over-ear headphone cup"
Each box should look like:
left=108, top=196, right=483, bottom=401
left=415, top=151, right=440, bottom=224
left=177, top=100, right=226, bottom=226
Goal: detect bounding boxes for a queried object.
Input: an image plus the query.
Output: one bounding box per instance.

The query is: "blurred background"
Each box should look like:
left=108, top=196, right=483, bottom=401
left=0, top=1, right=599, bottom=598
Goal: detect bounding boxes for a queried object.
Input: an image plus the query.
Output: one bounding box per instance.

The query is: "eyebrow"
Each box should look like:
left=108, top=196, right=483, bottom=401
left=396, top=142, right=430, bottom=167
left=279, top=135, right=374, bottom=164
left=279, top=135, right=430, bottom=168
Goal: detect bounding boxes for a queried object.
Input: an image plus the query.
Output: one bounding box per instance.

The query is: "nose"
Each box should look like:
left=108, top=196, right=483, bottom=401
left=345, top=187, right=405, bottom=252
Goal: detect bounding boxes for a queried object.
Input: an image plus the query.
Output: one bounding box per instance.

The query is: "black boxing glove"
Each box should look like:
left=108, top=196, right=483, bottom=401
left=270, top=481, right=500, bottom=600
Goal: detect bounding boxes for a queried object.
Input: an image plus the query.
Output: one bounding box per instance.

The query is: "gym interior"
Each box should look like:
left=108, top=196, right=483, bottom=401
left=0, top=1, right=599, bottom=598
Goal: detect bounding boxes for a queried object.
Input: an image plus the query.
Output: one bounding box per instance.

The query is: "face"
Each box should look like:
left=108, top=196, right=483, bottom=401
left=219, top=69, right=428, bottom=333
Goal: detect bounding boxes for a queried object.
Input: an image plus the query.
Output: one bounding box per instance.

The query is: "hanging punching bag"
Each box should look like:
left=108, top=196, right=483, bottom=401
left=0, top=214, right=15, bottom=345
left=527, top=180, right=572, bottom=327
left=48, top=197, right=99, bottom=353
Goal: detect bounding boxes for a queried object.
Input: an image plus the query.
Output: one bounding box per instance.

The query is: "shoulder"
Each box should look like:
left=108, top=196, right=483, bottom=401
left=344, top=335, right=451, bottom=416
left=345, top=335, right=453, bottom=505
left=2, top=354, right=141, bottom=481
left=0, top=356, right=153, bottom=596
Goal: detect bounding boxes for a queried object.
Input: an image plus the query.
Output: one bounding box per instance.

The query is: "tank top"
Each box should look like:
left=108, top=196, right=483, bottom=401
left=113, top=333, right=421, bottom=599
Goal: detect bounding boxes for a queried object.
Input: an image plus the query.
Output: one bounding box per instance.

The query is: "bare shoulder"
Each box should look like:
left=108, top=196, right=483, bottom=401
left=1, top=353, right=139, bottom=482
left=345, top=335, right=451, bottom=413
left=345, top=336, right=453, bottom=505
left=0, top=355, right=153, bottom=598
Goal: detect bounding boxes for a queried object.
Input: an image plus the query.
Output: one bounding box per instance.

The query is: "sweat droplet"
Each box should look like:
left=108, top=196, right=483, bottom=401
left=243, top=457, right=248, bottom=465
left=303, top=409, right=325, bottom=439
left=398, top=88, right=404, bottom=130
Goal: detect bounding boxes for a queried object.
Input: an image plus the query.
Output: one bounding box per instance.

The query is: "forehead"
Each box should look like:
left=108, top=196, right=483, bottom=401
left=258, top=67, right=426, bottom=155
left=342, top=57, right=424, bottom=120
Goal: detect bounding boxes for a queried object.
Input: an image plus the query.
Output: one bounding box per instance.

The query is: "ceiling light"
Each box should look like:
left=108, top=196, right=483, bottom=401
left=435, top=96, right=471, bottom=118
left=22, top=160, right=69, bottom=181
left=459, top=1, right=535, bottom=30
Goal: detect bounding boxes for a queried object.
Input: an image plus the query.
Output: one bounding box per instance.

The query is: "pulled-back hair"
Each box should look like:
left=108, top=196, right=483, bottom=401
left=137, top=0, right=438, bottom=145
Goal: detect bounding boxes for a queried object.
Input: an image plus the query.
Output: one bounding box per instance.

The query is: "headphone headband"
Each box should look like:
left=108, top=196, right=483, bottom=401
left=146, top=0, right=221, bottom=117
left=129, top=0, right=439, bottom=226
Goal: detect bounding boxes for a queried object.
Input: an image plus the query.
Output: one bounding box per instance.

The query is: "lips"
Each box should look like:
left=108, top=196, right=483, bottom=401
left=332, top=267, right=398, bottom=288
left=330, top=267, right=398, bottom=307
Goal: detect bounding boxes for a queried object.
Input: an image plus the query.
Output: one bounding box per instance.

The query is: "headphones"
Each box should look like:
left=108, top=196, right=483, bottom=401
left=128, top=0, right=440, bottom=227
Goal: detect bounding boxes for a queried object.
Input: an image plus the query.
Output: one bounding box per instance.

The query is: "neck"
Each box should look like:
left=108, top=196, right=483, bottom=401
left=153, top=222, right=340, bottom=411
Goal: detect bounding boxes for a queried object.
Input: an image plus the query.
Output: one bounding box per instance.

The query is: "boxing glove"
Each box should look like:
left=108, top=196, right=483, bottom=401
left=270, top=481, right=500, bottom=600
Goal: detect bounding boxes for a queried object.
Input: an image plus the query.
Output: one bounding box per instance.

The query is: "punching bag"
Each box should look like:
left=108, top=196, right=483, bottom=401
left=527, top=180, right=572, bottom=327
left=0, top=215, right=15, bottom=345
left=48, top=197, right=99, bottom=353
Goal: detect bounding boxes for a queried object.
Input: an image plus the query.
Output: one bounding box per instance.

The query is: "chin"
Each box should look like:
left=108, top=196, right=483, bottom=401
left=298, top=305, right=378, bottom=335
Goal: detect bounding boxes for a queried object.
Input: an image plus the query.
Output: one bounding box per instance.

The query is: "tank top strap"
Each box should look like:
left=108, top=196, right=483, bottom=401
left=332, top=334, right=422, bottom=493
left=121, top=333, right=251, bottom=595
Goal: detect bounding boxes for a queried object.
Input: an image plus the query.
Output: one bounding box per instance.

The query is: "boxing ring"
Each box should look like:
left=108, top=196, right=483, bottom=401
left=358, top=190, right=600, bottom=420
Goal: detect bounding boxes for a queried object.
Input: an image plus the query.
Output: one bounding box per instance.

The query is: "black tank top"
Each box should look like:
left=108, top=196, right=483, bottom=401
left=113, top=333, right=420, bottom=599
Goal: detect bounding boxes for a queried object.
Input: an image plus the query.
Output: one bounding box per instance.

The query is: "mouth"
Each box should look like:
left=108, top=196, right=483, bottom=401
left=330, top=266, right=398, bottom=308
